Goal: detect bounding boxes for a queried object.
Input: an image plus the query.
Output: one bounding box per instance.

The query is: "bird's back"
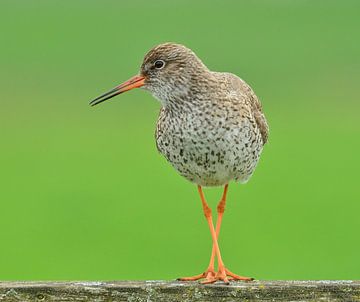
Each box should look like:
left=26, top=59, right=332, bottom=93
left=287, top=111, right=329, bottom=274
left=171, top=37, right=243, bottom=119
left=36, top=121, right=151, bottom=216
left=212, top=71, right=269, bottom=145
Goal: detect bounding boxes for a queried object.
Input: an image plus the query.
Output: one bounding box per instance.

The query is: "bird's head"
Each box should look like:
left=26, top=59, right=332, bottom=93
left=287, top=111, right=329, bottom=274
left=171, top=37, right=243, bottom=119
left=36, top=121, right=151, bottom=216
left=90, top=43, right=208, bottom=107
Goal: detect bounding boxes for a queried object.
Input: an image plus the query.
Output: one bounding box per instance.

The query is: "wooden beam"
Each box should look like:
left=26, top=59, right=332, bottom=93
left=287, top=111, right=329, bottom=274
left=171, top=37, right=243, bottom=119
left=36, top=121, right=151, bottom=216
left=0, top=280, right=359, bottom=301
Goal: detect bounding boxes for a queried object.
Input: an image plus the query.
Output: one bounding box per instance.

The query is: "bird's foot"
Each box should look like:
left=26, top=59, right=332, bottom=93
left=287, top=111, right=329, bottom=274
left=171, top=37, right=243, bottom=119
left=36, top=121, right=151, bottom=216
left=201, top=266, right=254, bottom=284
left=177, top=267, right=254, bottom=284
left=177, top=268, right=216, bottom=282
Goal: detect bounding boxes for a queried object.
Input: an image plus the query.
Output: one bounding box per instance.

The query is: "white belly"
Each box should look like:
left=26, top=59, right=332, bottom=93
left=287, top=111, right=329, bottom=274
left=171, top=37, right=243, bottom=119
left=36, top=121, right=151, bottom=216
left=156, top=112, right=264, bottom=187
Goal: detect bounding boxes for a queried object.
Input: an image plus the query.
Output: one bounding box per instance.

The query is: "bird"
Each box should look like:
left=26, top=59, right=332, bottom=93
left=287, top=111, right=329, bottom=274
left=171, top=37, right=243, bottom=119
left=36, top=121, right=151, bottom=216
left=90, top=43, right=269, bottom=284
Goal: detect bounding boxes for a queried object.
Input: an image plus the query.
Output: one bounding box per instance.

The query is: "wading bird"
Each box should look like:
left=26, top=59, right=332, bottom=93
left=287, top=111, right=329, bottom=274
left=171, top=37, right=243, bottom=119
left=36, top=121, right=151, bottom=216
left=90, top=43, right=269, bottom=284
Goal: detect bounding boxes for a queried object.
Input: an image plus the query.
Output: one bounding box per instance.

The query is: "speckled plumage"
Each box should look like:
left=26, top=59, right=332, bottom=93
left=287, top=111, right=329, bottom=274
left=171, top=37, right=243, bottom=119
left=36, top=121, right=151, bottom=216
left=140, top=43, right=269, bottom=187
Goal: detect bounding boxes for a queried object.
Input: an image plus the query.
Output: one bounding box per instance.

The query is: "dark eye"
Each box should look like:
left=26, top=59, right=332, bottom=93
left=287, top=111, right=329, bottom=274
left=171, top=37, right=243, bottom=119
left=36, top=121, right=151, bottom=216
left=154, top=60, right=165, bottom=69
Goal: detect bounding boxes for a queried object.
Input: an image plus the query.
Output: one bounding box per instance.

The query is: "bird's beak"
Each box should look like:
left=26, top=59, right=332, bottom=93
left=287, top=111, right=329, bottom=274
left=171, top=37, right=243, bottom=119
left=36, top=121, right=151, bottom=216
left=89, top=75, right=145, bottom=106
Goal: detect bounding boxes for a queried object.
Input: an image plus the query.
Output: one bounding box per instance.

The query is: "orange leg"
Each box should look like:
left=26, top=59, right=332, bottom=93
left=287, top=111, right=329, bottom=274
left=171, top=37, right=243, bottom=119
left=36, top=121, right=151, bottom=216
left=208, top=184, right=229, bottom=275
left=197, top=185, right=229, bottom=283
left=178, top=186, right=226, bottom=282
left=178, top=184, right=254, bottom=284
left=181, top=184, right=228, bottom=281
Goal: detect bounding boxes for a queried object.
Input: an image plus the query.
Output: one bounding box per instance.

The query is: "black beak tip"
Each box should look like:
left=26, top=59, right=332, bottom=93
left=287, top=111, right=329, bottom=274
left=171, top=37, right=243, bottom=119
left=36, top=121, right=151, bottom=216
left=89, top=87, right=119, bottom=107
left=89, top=100, right=97, bottom=106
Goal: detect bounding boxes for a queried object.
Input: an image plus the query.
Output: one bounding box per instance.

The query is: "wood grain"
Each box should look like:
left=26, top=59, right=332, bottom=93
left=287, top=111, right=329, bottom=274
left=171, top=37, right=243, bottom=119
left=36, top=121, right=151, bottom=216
left=0, top=280, right=359, bottom=301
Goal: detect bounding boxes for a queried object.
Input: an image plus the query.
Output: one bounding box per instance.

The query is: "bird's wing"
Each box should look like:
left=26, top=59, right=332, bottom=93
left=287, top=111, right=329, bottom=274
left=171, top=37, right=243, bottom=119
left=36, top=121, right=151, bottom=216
left=249, top=93, right=269, bottom=144
left=225, top=73, right=269, bottom=145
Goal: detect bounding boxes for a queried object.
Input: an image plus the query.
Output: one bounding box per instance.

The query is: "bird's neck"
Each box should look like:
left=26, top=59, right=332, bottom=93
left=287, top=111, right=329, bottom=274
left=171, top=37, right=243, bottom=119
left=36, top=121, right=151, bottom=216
left=158, top=69, right=216, bottom=112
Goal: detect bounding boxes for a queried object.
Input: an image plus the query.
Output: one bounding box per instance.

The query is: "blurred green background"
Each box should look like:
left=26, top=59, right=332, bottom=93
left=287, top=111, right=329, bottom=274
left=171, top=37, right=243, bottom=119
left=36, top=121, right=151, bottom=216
left=0, top=0, right=359, bottom=281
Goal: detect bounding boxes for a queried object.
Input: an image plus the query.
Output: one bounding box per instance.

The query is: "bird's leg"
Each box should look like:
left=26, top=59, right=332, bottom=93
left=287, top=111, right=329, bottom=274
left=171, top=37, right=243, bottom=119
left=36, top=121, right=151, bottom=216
left=198, top=184, right=229, bottom=280
left=195, top=185, right=231, bottom=283
left=178, top=186, right=228, bottom=282
left=178, top=185, right=253, bottom=284
left=208, top=184, right=229, bottom=273
left=177, top=186, right=216, bottom=281
left=205, top=184, right=254, bottom=283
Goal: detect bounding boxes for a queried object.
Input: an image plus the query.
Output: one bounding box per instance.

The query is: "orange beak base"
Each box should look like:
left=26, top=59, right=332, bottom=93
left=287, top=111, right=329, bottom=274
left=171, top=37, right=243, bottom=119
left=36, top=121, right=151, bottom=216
left=89, top=75, right=145, bottom=106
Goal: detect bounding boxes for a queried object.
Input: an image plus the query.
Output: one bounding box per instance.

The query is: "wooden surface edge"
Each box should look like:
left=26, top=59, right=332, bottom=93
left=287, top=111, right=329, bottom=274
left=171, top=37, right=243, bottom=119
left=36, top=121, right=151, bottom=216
left=0, top=280, right=359, bottom=301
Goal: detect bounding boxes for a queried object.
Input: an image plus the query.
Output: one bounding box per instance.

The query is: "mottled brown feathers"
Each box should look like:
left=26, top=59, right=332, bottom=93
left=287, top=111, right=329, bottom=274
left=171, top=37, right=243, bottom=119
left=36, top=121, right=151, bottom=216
left=226, top=73, right=269, bottom=144
left=141, top=43, right=269, bottom=186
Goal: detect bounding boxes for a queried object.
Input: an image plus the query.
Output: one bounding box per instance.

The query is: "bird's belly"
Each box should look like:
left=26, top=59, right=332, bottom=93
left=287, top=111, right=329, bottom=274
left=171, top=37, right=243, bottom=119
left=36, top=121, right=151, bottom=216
left=156, top=121, right=263, bottom=187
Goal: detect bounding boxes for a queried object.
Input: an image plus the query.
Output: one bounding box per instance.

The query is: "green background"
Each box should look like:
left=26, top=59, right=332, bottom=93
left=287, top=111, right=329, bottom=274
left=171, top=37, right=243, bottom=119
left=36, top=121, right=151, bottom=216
left=1, top=0, right=359, bottom=280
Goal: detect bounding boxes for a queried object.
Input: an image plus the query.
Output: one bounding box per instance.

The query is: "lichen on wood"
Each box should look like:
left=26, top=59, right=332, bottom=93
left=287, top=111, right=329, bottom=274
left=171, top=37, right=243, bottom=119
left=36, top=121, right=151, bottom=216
left=0, top=280, right=359, bottom=302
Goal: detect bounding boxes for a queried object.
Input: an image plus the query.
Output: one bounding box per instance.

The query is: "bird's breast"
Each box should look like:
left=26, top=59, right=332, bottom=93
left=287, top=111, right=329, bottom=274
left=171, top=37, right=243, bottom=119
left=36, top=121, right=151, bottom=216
left=155, top=106, right=264, bottom=186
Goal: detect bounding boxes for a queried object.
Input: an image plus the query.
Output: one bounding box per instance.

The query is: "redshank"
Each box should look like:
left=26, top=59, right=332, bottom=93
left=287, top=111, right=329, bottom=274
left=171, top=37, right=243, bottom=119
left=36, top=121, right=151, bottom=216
left=90, top=43, right=269, bottom=284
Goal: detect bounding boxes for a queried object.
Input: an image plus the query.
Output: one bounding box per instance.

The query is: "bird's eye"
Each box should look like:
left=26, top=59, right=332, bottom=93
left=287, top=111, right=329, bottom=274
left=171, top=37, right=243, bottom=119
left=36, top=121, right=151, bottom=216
left=154, top=60, right=165, bottom=69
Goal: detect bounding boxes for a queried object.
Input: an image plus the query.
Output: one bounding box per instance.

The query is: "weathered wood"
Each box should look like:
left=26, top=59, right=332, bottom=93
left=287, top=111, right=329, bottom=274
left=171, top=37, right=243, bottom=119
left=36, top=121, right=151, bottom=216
left=0, top=280, right=359, bottom=301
